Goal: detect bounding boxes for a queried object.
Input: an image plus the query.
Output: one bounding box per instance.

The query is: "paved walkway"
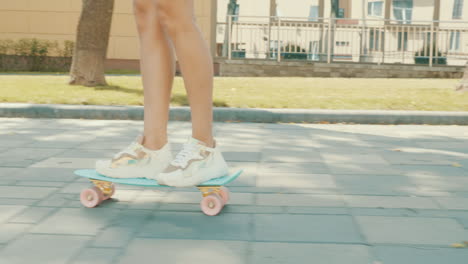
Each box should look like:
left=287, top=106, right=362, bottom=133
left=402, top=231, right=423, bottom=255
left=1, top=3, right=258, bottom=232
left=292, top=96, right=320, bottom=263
left=0, top=117, right=467, bottom=264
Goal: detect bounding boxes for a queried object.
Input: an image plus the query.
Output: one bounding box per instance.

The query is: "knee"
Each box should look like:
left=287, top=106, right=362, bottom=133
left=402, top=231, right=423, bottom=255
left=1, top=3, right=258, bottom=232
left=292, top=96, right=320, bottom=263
left=154, top=0, right=195, bottom=36
left=133, top=0, right=154, bottom=32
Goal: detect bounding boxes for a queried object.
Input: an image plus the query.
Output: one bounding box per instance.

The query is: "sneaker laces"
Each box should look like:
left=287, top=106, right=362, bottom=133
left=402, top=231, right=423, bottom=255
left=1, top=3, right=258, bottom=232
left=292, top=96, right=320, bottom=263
left=171, top=143, right=200, bottom=168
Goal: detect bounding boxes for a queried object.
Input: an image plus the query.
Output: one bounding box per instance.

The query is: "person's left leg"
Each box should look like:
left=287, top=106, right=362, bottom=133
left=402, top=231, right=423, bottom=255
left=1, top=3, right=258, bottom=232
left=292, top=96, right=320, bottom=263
left=154, top=0, right=214, bottom=148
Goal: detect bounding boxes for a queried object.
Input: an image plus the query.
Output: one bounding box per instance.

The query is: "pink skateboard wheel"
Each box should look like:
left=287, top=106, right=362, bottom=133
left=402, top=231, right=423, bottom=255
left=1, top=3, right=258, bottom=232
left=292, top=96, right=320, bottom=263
left=218, top=186, right=230, bottom=204
left=80, top=187, right=103, bottom=208
left=200, top=194, right=224, bottom=216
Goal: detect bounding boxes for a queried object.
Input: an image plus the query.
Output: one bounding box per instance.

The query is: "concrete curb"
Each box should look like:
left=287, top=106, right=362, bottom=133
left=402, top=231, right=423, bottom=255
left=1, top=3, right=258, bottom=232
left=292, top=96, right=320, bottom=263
left=1, top=103, right=467, bottom=125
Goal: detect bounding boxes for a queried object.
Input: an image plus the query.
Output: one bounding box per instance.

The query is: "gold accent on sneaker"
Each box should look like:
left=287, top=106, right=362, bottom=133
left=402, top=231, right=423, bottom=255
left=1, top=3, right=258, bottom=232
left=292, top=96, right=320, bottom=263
left=110, top=147, right=149, bottom=168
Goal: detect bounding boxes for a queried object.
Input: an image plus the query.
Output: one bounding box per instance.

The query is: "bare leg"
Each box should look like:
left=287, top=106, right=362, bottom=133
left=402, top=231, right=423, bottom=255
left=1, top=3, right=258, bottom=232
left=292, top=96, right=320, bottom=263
left=155, top=0, right=214, bottom=147
left=133, top=0, right=175, bottom=150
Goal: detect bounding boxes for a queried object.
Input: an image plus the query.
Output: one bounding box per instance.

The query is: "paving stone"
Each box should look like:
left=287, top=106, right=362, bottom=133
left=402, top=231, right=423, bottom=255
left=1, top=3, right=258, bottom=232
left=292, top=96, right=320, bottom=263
left=164, top=191, right=254, bottom=205
left=223, top=205, right=285, bottom=214
left=0, top=138, right=34, bottom=148
left=70, top=248, right=120, bottom=264
left=59, top=182, right=93, bottom=194
left=413, top=209, right=468, bottom=219
left=259, top=162, right=329, bottom=174
left=222, top=151, right=261, bottom=162
left=433, top=197, right=468, bottom=210
left=77, top=140, right=134, bottom=150
left=321, top=152, right=389, bottom=164
left=405, top=175, right=468, bottom=192
left=0, top=223, right=30, bottom=243
left=117, top=238, right=248, bottom=264
left=30, top=157, right=97, bottom=168
left=157, top=203, right=204, bottom=212
left=92, top=227, right=135, bottom=248
left=250, top=242, right=374, bottom=264
left=0, top=198, right=37, bottom=206
left=0, top=179, right=17, bottom=185
left=31, top=208, right=119, bottom=235
left=381, top=152, right=462, bottom=165
left=344, top=195, right=440, bottom=209
left=285, top=207, right=349, bottom=215
left=25, top=140, right=85, bottom=149
left=256, top=193, right=344, bottom=207
left=261, top=148, right=323, bottom=163
left=10, top=168, right=77, bottom=182
left=0, top=167, right=22, bottom=177
left=254, top=214, right=362, bottom=243
left=8, top=207, right=56, bottom=223
left=106, top=209, right=152, bottom=228
left=397, top=164, right=468, bottom=177
left=0, top=186, right=56, bottom=199
left=0, top=234, right=89, bottom=264
left=257, top=173, right=336, bottom=189
left=457, top=218, right=468, bottom=229
left=373, top=245, right=468, bottom=264
left=350, top=208, right=421, bottom=217
left=15, top=181, right=67, bottom=187
left=36, top=193, right=76, bottom=207
left=138, top=212, right=252, bottom=241
left=0, top=147, right=67, bottom=167
left=56, top=148, right=116, bottom=158
left=326, top=163, right=401, bottom=175
left=334, top=174, right=416, bottom=195
left=356, top=216, right=468, bottom=245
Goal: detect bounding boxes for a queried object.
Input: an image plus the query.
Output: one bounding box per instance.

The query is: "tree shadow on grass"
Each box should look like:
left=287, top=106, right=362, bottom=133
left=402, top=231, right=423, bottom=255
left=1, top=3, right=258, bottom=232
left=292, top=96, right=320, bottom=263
left=93, top=85, right=142, bottom=96
left=170, top=94, right=229, bottom=107
left=90, top=86, right=229, bottom=107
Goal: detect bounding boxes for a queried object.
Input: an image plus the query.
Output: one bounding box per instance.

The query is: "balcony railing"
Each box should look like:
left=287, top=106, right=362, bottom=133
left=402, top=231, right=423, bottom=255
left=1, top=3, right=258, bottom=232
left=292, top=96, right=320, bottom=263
left=216, top=16, right=468, bottom=67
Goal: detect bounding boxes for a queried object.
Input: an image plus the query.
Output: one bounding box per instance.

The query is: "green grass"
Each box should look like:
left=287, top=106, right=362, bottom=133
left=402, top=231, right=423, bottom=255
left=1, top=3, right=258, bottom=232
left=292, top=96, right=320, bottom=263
left=0, top=75, right=467, bottom=111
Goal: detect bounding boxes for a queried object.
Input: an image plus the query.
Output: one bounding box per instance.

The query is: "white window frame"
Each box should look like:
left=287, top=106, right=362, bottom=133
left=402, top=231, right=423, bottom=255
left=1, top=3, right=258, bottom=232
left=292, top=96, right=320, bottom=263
left=368, top=1, right=384, bottom=17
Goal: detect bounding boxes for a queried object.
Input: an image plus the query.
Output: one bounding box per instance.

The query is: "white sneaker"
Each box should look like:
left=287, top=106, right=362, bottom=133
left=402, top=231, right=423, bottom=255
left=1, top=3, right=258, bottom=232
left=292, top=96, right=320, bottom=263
left=95, top=134, right=172, bottom=179
left=155, top=136, right=229, bottom=187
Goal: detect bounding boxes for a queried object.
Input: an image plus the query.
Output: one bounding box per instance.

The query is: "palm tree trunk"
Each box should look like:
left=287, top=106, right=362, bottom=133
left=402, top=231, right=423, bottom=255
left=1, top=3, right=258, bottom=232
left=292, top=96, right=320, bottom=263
left=69, top=0, right=114, bottom=86
left=456, top=62, right=468, bottom=92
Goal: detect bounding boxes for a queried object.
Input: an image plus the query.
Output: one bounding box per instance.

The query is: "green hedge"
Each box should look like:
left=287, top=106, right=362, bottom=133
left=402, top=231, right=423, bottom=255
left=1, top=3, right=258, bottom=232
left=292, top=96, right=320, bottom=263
left=0, top=38, right=74, bottom=71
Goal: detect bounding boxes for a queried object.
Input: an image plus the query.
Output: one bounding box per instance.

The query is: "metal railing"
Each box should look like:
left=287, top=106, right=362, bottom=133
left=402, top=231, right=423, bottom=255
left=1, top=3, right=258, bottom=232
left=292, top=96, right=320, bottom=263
left=216, top=16, right=468, bottom=67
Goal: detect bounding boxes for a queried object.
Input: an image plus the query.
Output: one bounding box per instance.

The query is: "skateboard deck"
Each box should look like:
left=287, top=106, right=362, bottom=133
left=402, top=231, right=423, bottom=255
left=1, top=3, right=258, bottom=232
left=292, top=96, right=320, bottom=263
left=74, top=169, right=243, bottom=187
left=74, top=169, right=243, bottom=216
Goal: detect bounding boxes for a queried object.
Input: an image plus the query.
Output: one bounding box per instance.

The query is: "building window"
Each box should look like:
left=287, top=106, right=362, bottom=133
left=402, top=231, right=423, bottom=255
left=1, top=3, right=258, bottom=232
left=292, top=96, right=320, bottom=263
left=397, top=31, right=408, bottom=51
left=337, top=8, right=345, bottom=18
left=393, top=0, right=413, bottom=24
left=308, top=5, right=319, bottom=21
left=453, top=0, right=464, bottom=19
left=370, top=30, right=384, bottom=51
left=368, top=1, right=384, bottom=17
left=450, top=31, right=461, bottom=51
left=233, top=4, right=239, bottom=22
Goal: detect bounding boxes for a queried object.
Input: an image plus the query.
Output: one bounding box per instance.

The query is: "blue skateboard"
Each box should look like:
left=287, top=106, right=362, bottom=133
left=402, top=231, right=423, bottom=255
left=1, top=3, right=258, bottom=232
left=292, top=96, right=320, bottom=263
left=74, top=169, right=243, bottom=216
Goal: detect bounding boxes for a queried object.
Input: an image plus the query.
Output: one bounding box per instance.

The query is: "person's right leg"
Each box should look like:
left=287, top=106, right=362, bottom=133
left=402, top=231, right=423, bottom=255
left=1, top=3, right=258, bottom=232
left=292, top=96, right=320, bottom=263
left=94, top=0, right=175, bottom=179
left=134, top=0, right=175, bottom=150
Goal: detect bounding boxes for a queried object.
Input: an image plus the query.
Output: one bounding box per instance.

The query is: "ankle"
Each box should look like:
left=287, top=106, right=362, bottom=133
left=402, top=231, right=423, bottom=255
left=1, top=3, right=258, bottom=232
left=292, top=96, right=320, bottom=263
left=193, top=136, right=215, bottom=148
left=142, top=137, right=167, bottom=151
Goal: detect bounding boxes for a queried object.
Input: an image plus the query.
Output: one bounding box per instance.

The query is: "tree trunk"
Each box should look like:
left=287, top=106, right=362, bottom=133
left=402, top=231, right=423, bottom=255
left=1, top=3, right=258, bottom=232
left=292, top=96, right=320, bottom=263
left=455, top=62, right=468, bottom=92
left=69, top=0, right=114, bottom=86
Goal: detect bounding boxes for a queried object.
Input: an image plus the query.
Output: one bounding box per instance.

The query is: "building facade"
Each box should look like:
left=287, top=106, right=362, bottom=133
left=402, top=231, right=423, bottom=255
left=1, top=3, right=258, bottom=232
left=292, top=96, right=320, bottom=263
left=0, top=0, right=217, bottom=60
left=216, top=0, right=468, bottom=65
left=0, top=0, right=466, bottom=66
